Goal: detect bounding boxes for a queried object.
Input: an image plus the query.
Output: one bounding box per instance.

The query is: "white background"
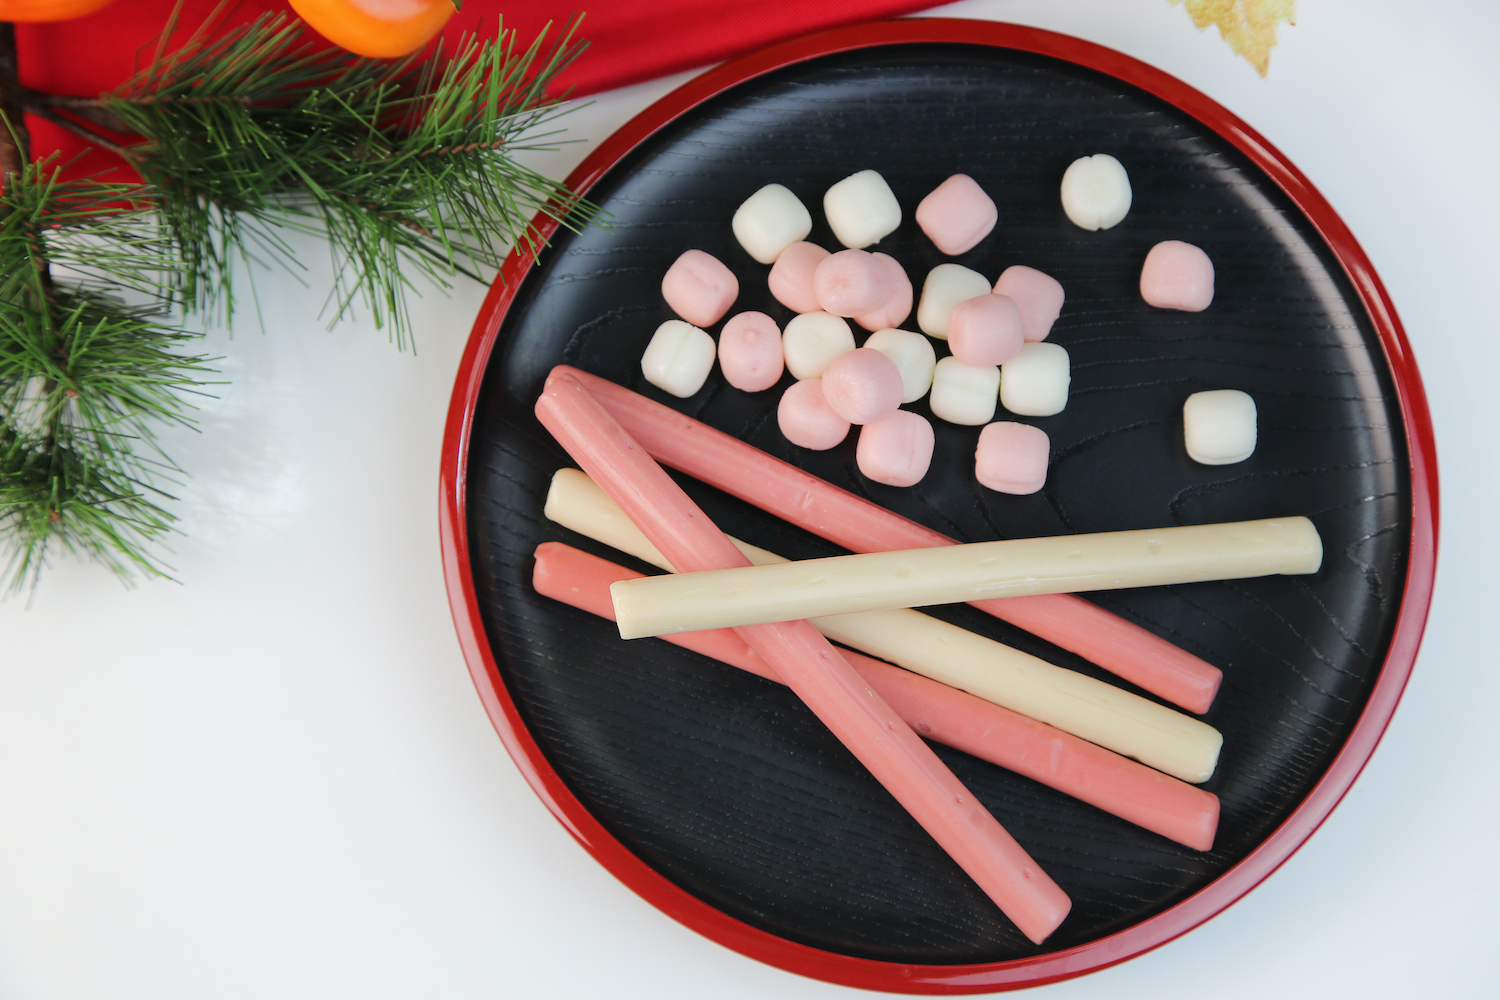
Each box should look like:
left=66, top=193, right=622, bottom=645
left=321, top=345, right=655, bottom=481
left=3, top=1, right=1496, bottom=996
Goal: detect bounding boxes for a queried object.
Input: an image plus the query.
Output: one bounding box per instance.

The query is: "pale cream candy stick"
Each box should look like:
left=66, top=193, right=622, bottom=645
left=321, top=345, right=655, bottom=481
left=929, top=356, right=1000, bottom=426
left=813, top=249, right=890, bottom=317
left=532, top=539, right=1220, bottom=849
left=917, top=263, right=993, bottom=339
left=732, top=183, right=812, bottom=264
left=767, top=241, right=828, bottom=314
left=993, top=265, right=1065, bottom=343
left=1000, top=342, right=1070, bottom=417
left=544, top=468, right=1224, bottom=784
left=856, top=410, right=933, bottom=488
left=1060, top=154, right=1132, bottom=231
left=611, top=517, right=1323, bottom=638
left=948, top=293, right=1025, bottom=367
left=855, top=253, right=913, bottom=332
left=820, top=347, right=903, bottom=425
left=976, top=421, right=1050, bottom=495
left=781, top=311, right=855, bottom=380
left=864, top=327, right=936, bottom=403
left=916, top=174, right=997, bottom=256
left=662, top=249, right=738, bottom=327
left=777, top=378, right=850, bottom=451
left=823, top=169, right=902, bottom=249
left=552, top=366, right=1226, bottom=714
left=535, top=373, right=1072, bottom=944
left=718, top=311, right=784, bottom=392
left=640, top=320, right=715, bottom=398
left=1141, top=241, right=1215, bottom=312
left=1184, top=390, right=1257, bottom=465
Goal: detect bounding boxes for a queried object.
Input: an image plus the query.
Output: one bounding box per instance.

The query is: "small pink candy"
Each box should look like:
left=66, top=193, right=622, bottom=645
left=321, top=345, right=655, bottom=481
left=854, top=253, right=913, bottom=332
left=777, top=378, right=850, bottom=450
left=718, top=311, right=784, bottom=392
left=857, top=410, right=935, bottom=487
left=915, top=174, right=998, bottom=256
left=767, top=241, right=829, bottom=314
left=820, top=347, right=903, bottom=425
left=947, top=294, right=1025, bottom=367
left=993, top=265, right=1065, bottom=343
left=814, top=249, right=890, bottom=317
left=662, top=249, right=738, bottom=327
left=975, top=421, right=1050, bottom=495
left=1141, top=241, right=1214, bottom=312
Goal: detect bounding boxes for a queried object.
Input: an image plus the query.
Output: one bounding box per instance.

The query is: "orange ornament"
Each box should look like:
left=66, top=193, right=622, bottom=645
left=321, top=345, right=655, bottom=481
left=288, top=0, right=457, bottom=59
left=0, top=0, right=117, bottom=21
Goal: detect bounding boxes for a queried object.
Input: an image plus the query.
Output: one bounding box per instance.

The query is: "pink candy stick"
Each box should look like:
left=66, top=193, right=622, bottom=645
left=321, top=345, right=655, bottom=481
left=535, top=372, right=1071, bottom=945
left=554, top=366, right=1223, bottom=714
left=534, top=541, right=1219, bottom=851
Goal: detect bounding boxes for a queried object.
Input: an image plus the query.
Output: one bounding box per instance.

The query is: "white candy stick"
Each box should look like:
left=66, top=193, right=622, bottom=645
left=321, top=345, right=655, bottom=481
left=545, top=469, right=1225, bottom=783
left=611, top=517, right=1322, bottom=638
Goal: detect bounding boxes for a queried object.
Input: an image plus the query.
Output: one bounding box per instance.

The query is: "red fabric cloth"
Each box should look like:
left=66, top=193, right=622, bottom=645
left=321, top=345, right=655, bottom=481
left=14, top=0, right=936, bottom=182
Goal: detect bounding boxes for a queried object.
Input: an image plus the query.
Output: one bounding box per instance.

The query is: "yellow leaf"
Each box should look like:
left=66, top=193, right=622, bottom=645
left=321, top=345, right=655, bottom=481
left=1171, top=0, right=1296, bottom=76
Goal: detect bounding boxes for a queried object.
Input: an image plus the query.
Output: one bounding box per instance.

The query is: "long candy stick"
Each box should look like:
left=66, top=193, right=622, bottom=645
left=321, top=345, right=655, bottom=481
left=533, top=540, right=1220, bottom=850
left=611, top=516, right=1322, bottom=638
left=546, top=468, right=1223, bottom=784
left=535, top=371, right=1071, bottom=944
left=554, top=365, right=1224, bottom=714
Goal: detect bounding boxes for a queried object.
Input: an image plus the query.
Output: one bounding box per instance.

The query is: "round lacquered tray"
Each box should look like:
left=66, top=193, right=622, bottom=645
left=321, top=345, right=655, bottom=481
left=439, top=19, right=1436, bottom=993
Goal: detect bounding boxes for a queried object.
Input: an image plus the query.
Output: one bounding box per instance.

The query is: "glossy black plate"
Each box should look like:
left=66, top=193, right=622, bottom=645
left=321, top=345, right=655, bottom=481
left=442, top=20, right=1433, bottom=992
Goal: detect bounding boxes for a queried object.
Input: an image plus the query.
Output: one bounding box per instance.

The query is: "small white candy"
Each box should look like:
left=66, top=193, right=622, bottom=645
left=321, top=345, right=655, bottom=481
left=782, top=311, right=856, bottom=380
left=917, top=263, right=992, bottom=340
left=1000, top=342, right=1070, bottom=416
left=1060, top=154, right=1132, bottom=231
left=928, top=356, right=1000, bottom=426
left=641, top=320, right=716, bottom=398
left=823, top=169, right=902, bottom=249
left=1184, top=389, right=1257, bottom=465
left=863, top=327, right=936, bottom=403
left=732, top=184, right=813, bottom=264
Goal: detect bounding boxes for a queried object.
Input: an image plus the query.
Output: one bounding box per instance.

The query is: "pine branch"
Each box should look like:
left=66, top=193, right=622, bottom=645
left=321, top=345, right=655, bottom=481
left=0, top=158, right=217, bottom=592
left=103, top=10, right=601, bottom=345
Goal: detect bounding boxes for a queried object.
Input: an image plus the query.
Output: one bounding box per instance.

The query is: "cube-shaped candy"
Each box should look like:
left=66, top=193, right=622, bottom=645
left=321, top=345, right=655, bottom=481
left=863, top=327, right=936, bottom=403
left=1000, top=342, right=1070, bottom=417
left=824, top=169, right=901, bottom=249
left=718, top=311, right=784, bottom=392
left=857, top=410, right=934, bottom=488
left=1060, top=154, right=1131, bottom=231
left=1141, top=241, right=1215, bottom=312
left=781, top=311, right=855, bottom=380
left=732, top=184, right=813, bottom=264
left=993, top=265, right=1065, bottom=342
left=641, top=320, right=715, bottom=398
left=662, top=249, right=738, bottom=327
left=814, top=249, right=890, bottom=317
left=928, top=356, right=999, bottom=426
left=917, top=263, right=992, bottom=339
left=1183, top=389, right=1256, bottom=465
left=915, top=174, right=997, bottom=255
left=768, top=241, right=830, bottom=314
left=820, top=347, right=903, bottom=425
left=854, top=253, right=913, bottom=331
left=778, top=378, right=850, bottom=451
left=947, top=293, right=1024, bottom=367
left=975, top=422, right=1050, bottom=495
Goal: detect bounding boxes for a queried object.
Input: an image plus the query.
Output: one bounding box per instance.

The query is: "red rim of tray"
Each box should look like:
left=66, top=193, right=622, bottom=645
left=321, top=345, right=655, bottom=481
left=438, top=19, right=1438, bottom=994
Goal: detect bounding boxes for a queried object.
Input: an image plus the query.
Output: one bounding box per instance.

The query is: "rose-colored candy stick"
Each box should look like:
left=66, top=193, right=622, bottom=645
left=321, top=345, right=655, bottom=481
left=534, top=541, right=1219, bottom=851
left=535, top=372, right=1071, bottom=944
left=553, top=366, right=1222, bottom=714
